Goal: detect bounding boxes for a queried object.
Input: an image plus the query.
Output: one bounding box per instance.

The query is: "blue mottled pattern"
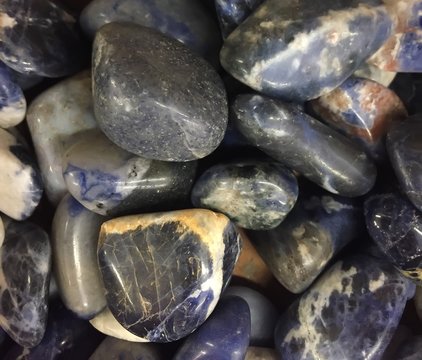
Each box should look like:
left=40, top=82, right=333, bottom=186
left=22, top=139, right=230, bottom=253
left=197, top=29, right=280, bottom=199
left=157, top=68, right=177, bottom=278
left=397, top=31, right=422, bottom=72
left=66, top=194, right=85, bottom=218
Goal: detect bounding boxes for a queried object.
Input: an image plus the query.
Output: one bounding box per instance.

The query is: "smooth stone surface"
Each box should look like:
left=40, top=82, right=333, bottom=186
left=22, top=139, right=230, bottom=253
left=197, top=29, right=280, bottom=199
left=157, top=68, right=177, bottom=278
left=224, top=286, right=278, bottom=346
left=63, top=130, right=197, bottom=216
left=0, top=221, right=51, bottom=347
left=98, top=209, right=240, bottom=342
left=220, top=0, right=393, bottom=101
left=0, top=0, right=84, bottom=77
left=191, top=162, right=298, bottom=230
left=51, top=194, right=107, bottom=319
left=354, top=62, right=396, bottom=87
left=27, top=71, right=98, bottom=205
left=93, top=23, right=228, bottom=162
left=394, top=336, right=422, bottom=360
left=233, top=94, right=377, bottom=197
left=0, top=128, right=43, bottom=220
left=245, top=347, right=278, bottom=360
left=80, top=0, right=221, bottom=65
left=387, top=118, right=422, bottom=211
left=365, top=193, right=422, bottom=280
left=309, top=77, right=407, bottom=160
left=173, top=296, right=250, bottom=360
left=275, top=255, right=415, bottom=360
left=9, top=67, right=43, bottom=90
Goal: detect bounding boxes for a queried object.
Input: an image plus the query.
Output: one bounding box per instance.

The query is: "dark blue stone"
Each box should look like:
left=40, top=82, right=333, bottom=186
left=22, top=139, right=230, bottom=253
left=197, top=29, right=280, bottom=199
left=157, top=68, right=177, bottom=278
left=173, top=296, right=251, bottom=360
left=394, top=335, right=422, bottom=360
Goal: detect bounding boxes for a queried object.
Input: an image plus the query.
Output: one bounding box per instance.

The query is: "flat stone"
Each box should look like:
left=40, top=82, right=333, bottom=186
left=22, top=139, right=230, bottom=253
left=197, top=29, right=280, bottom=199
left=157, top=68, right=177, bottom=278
left=233, top=94, right=377, bottom=197
left=62, top=130, right=197, bottom=216
left=93, top=23, right=228, bottom=162
left=353, top=63, right=396, bottom=87
left=245, top=347, right=278, bottom=360
left=275, top=255, right=415, bottom=360
left=173, top=296, right=250, bottom=360
left=0, top=221, right=51, bottom=348
left=0, top=0, right=84, bottom=77
left=309, top=77, right=407, bottom=160
left=220, top=0, right=393, bottom=101
left=387, top=117, right=422, bottom=212
left=98, top=209, right=240, bottom=342
left=27, top=71, right=97, bottom=205
left=0, top=128, right=43, bottom=220
left=51, top=194, right=107, bottom=319
left=394, top=336, right=422, bottom=360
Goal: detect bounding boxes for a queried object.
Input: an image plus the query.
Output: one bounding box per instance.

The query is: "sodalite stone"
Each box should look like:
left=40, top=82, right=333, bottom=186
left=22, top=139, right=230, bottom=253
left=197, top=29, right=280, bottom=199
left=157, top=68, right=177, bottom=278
left=353, top=63, right=396, bottom=87
left=0, top=221, right=51, bottom=348
left=275, top=255, right=416, bottom=360
left=0, top=128, right=43, bottom=220
left=191, top=162, right=298, bottom=230
left=0, top=0, right=84, bottom=77
left=245, top=347, right=278, bottom=360
left=51, top=194, right=106, bottom=319
left=93, top=23, right=228, bottom=162
left=387, top=118, right=422, bottom=212
left=98, top=209, right=241, bottom=342
left=62, top=131, right=197, bottom=216
left=27, top=71, right=98, bottom=205
left=173, top=296, right=250, bottom=360
left=309, top=77, right=407, bottom=160
left=233, top=94, right=377, bottom=197
left=365, top=193, right=422, bottom=281
left=220, top=0, right=393, bottom=101
left=80, top=0, right=221, bottom=65
left=394, top=336, right=422, bottom=360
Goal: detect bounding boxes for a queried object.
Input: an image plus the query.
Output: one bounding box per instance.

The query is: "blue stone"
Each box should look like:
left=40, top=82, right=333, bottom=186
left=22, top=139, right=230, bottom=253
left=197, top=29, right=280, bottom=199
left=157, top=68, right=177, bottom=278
left=394, top=335, right=422, bottom=360
left=173, top=296, right=250, bottom=360
left=275, top=255, right=416, bottom=360
left=90, top=337, right=163, bottom=359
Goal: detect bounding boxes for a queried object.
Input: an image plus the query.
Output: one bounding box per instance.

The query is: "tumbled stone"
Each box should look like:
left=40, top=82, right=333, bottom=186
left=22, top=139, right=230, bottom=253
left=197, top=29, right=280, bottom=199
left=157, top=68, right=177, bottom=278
left=63, top=130, right=197, bottom=216
left=27, top=71, right=97, bottom=205
left=0, top=221, right=51, bottom=348
left=220, top=0, right=393, bottom=101
left=93, top=23, right=228, bottom=162
left=51, top=194, right=106, bottom=319
left=98, top=209, right=240, bottom=342
left=173, top=296, right=250, bottom=360
left=245, top=347, right=278, bottom=360
left=9, top=67, right=43, bottom=90
left=387, top=117, right=422, bottom=212
left=394, top=335, right=422, bottom=360
left=0, top=128, right=43, bottom=220
left=353, top=62, right=396, bottom=87
left=275, top=255, right=415, bottom=360
left=233, top=94, right=377, bottom=197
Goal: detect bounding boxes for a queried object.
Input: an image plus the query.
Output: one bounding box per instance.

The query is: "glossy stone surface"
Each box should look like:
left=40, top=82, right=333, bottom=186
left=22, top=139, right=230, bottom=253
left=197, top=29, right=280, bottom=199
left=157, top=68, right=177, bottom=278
left=63, top=131, right=197, bottom=216
left=220, top=0, right=393, bottom=101
left=233, top=94, right=377, bottom=197
left=309, top=77, right=407, bottom=160
left=387, top=118, right=422, bottom=212
left=0, top=221, right=51, bottom=347
left=394, top=336, right=422, bottom=360
left=0, top=0, right=84, bottom=77
left=353, top=62, right=396, bottom=87
left=275, top=255, right=415, bottom=360
left=27, top=71, right=98, bottom=205
left=93, top=23, right=227, bottom=162
left=245, top=347, right=278, bottom=360
left=98, top=209, right=240, bottom=342
left=51, top=194, right=106, bottom=319
left=173, top=296, right=250, bottom=360
left=224, top=286, right=278, bottom=346
left=0, top=128, right=43, bottom=220
left=365, top=193, right=422, bottom=281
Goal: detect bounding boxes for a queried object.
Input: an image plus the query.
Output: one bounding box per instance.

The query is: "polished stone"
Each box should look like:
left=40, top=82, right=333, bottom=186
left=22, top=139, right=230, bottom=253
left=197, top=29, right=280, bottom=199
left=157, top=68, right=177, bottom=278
left=220, top=0, right=393, bottom=101
left=0, top=128, right=43, bottom=220
left=63, top=130, right=197, bottom=216
left=245, top=347, right=278, bottom=360
left=98, top=209, right=240, bottom=342
left=353, top=63, right=396, bottom=87
left=394, top=336, right=422, bottom=360
left=0, top=221, right=51, bottom=348
left=233, top=94, right=377, bottom=197
left=173, top=296, right=250, bottom=360
left=275, top=255, right=415, bottom=360
left=27, top=71, right=97, bottom=205
left=93, top=23, right=227, bottom=162
left=9, top=67, right=43, bottom=90
left=51, top=194, right=107, bottom=319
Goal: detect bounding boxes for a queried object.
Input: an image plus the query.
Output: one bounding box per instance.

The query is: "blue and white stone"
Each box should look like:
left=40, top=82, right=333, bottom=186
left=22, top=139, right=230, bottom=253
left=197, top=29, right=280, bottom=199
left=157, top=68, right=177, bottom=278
left=62, top=130, right=197, bottom=216
left=27, top=71, right=97, bottom=205
left=245, top=347, right=278, bottom=360
left=0, top=221, right=51, bottom=348
left=51, top=194, right=107, bottom=319
left=394, top=335, right=422, bottom=360
left=0, top=128, right=43, bottom=220
left=275, top=255, right=415, bottom=360
left=353, top=63, right=396, bottom=87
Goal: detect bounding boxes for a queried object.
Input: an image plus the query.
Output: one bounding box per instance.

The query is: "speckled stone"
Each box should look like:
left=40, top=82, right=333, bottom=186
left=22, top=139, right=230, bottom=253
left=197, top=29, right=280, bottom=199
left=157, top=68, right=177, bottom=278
left=93, top=22, right=228, bottom=162
left=394, top=335, right=422, bottom=360
left=275, top=255, right=416, bottom=360
left=353, top=63, right=396, bottom=87
left=233, top=94, right=377, bottom=197
left=245, top=347, right=278, bottom=360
